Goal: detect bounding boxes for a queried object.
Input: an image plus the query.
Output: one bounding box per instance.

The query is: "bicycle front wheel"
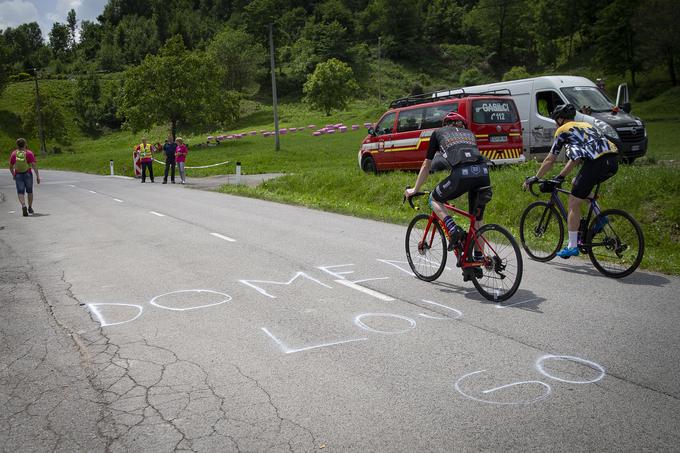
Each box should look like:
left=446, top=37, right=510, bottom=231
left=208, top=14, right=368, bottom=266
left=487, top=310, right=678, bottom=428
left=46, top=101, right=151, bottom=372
left=519, top=201, right=564, bottom=262
left=469, top=224, right=523, bottom=302
left=405, top=214, right=447, bottom=282
left=587, top=209, right=644, bottom=278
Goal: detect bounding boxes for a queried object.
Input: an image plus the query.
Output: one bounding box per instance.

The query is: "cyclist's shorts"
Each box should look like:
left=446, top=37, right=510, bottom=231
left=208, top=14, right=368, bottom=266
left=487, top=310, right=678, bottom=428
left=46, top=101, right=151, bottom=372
left=432, top=162, right=491, bottom=220
left=14, top=171, right=33, bottom=195
left=572, top=153, right=618, bottom=199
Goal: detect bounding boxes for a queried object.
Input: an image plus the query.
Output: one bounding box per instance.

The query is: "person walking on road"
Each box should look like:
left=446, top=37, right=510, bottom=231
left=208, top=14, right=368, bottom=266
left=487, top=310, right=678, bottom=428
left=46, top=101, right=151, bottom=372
left=135, top=137, right=154, bottom=183
left=162, top=136, right=177, bottom=184
left=8, top=138, right=40, bottom=216
left=175, top=137, right=188, bottom=184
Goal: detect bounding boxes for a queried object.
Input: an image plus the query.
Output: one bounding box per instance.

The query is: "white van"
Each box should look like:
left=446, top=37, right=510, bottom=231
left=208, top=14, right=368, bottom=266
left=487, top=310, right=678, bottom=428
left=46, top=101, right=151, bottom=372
left=436, top=76, right=647, bottom=162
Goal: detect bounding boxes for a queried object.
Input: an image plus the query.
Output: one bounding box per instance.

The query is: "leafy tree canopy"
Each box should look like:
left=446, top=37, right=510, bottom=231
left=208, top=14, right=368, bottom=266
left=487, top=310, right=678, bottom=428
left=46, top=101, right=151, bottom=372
left=303, top=58, right=358, bottom=115
left=118, top=35, right=239, bottom=138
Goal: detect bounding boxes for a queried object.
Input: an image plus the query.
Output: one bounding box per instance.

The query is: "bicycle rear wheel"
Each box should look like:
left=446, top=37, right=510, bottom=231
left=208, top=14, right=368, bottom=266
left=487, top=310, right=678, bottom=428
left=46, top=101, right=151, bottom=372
left=469, top=224, right=523, bottom=302
left=519, top=201, right=564, bottom=262
left=405, top=214, right=447, bottom=282
left=587, top=209, right=644, bottom=278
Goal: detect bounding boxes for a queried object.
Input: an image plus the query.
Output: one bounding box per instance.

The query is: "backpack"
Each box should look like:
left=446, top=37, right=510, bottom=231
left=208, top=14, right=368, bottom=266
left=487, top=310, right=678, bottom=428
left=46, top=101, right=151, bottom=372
left=14, top=149, right=30, bottom=173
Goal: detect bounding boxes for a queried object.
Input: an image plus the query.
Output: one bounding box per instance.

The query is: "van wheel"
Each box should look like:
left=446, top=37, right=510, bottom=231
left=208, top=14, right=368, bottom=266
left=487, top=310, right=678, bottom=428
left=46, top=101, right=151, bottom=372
left=361, top=156, right=377, bottom=174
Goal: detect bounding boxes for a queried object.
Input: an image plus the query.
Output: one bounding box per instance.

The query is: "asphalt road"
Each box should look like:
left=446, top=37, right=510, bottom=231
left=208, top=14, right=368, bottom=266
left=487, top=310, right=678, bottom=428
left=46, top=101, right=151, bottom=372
left=1, top=170, right=679, bottom=453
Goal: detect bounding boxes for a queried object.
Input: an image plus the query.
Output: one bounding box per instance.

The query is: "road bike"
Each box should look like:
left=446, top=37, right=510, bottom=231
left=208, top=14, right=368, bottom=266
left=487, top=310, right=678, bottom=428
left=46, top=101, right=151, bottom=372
left=520, top=179, right=644, bottom=278
left=404, top=187, right=523, bottom=302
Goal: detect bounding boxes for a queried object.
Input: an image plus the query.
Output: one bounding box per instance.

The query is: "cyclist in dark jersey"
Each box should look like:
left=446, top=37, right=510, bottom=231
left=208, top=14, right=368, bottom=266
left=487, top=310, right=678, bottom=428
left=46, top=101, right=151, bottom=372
left=404, top=112, right=492, bottom=252
left=523, top=103, right=618, bottom=258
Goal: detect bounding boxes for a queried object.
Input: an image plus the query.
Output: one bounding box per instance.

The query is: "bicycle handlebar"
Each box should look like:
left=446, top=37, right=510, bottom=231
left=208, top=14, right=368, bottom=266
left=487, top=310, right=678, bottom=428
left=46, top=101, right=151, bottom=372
left=525, top=178, right=563, bottom=197
left=403, top=186, right=428, bottom=210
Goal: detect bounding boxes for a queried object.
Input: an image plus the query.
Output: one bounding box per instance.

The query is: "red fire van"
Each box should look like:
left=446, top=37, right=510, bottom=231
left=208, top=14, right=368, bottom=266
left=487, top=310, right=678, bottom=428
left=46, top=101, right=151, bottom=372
left=358, top=90, right=525, bottom=172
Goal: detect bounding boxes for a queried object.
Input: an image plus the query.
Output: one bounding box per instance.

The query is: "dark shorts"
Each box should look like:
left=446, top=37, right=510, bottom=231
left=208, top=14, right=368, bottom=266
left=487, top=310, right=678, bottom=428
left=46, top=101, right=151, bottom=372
left=571, top=153, right=618, bottom=199
left=432, top=162, right=492, bottom=219
left=14, top=171, right=33, bottom=194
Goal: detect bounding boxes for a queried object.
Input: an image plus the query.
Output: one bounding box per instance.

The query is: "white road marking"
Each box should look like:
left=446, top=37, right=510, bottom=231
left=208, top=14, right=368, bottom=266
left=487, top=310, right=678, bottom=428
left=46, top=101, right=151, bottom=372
left=149, top=211, right=166, bottom=217
left=334, top=279, right=395, bottom=301
left=535, top=355, right=606, bottom=384
left=261, top=327, right=367, bottom=354
left=87, top=303, right=144, bottom=327
left=418, top=299, right=463, bottom=319
left=210, top=232, right=236, bottom=242
left=88, top=190, right=96, bottom=194
left=495, top=298, right=541, bottom=309
left=113, top=198, right=124, bottom=203
left=353, top=313, right=416, bottom=334
left=149, top=289, right=232, bottom=311
left=239, top=272, right=332, bottom=299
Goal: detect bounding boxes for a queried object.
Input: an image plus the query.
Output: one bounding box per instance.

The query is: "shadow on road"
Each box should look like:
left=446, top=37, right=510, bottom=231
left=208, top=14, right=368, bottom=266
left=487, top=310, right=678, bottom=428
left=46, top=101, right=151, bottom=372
left=430, top=281, right=547, bottom=312
left=544, top=260, right=671, bottom=287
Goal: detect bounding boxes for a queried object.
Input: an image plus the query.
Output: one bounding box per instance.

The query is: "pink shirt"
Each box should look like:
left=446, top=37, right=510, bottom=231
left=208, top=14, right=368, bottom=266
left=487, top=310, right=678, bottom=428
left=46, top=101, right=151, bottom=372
left=9, top=149, right=36, bottom=174
left=175, top=144, right=188, bottom=163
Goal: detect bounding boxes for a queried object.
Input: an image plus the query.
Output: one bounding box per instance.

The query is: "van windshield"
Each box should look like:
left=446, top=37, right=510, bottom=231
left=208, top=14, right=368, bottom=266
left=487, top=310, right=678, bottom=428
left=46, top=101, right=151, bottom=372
left=560, top=86, right=613, bottom=112
left=472, top=100, right=518, bottom=124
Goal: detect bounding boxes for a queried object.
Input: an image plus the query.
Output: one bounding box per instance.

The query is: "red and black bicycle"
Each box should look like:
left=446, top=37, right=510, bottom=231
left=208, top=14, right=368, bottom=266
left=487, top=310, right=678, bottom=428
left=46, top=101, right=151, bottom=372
left=404, top=188, right=523, bottom=302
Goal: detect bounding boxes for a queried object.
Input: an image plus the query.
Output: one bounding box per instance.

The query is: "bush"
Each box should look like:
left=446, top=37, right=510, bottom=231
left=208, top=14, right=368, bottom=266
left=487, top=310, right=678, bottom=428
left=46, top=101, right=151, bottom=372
left=502, top=66, right=530, bottom=81
left=459, top=67, right=490, bottom=86
left=9, top=72, right=32, bottom=82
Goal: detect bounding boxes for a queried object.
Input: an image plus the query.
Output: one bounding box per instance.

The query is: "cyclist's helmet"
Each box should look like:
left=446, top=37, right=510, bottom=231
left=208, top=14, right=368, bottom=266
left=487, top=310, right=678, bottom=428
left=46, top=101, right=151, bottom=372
left=551, top=103, right=577, bottom=121
left=442, top=112, right=467, bottom=128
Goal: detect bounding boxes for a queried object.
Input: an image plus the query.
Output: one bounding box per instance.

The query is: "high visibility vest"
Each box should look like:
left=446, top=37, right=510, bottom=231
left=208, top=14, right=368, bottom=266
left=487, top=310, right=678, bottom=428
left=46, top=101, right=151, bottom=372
left=137, top=143, right=152, bottom=159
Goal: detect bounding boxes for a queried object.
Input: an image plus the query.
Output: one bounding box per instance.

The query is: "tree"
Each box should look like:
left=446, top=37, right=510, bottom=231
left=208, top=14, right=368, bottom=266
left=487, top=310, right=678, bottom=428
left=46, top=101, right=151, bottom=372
left=114, top=15, right=160, bottom=64
left=595, top=0, right=641, bottom=87
left=118, top=35, right=239, bottom=139
left=3, top=22, right=49, bottom=71
left=361, top=0, right=424, bottom=60
left=463, top=0, right=530, bottom=71
left=72, top=69, right=103, bottom=133
left=67, top=9, right=77, bottom=51
left=78, top=20, right=104, bottom=62
left=0, top=34, right=10, bottom=95
left=206, top=26, right=267, bottom=95
left=48, top=23, right=70, bottom=59
left=635, top=0, right=680, bottom=86
left=22, top=90, right=69, bottom=145
left=303, top=58, right=358, bottom=115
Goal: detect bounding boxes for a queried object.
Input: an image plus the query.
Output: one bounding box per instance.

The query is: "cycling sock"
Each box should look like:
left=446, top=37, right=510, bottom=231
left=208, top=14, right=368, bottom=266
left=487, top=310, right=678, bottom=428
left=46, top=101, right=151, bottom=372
left=568, top=231, right=578, bottom=248
left=443, top=216, right=457, bottom=235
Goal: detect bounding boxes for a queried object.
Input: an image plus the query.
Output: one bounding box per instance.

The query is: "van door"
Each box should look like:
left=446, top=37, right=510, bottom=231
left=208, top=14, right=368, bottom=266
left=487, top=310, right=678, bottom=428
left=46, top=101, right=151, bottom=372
left=372, top=111, right=397, bottom=167
left=394, top=107, right=428, bottom=169
left=531, top=90, right=565, bottom=156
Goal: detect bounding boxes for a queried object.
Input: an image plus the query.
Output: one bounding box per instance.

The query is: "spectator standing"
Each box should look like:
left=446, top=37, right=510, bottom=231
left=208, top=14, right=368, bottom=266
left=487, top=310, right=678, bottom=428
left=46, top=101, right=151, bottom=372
left=175, top=137, right=188, bottom=184
left=135, top=137, right=154, bottom=183
left=162, top=136, right=177, bottom=184
left=8, top=138, right=40, bottom=216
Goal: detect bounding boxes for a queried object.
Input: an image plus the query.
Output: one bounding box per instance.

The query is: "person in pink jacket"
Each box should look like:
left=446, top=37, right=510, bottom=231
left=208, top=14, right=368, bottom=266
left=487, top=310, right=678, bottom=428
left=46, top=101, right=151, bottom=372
left=175, top=137, right=188, bottom=184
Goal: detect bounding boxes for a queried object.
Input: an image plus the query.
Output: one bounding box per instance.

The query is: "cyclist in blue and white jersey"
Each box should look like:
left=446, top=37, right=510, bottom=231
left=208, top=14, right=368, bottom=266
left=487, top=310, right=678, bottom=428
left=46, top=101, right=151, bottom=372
left=523, top=103, right=619, bottom=258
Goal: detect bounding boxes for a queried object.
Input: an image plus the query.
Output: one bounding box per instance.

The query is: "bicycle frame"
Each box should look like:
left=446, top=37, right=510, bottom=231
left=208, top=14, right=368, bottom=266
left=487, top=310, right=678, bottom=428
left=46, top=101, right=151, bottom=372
left=543, top=183, right=605, bottom=248
left=421, top=201, right=494, bottom=270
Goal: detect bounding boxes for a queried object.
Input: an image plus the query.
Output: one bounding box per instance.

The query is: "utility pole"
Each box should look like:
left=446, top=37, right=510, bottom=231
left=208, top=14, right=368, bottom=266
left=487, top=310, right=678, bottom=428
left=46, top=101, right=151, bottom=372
left=268, top=23, right=280, bottom=151
left=377, top=37, right=382, bottom=106
left=32, top=68, right=47, bottom=156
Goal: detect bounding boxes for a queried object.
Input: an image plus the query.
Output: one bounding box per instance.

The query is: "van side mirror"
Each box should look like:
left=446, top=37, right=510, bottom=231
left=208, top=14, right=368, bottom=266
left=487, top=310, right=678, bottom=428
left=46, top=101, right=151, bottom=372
left=621, top=102, right=632, bottom=114
left=368, top=127, right=375, bottom=136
